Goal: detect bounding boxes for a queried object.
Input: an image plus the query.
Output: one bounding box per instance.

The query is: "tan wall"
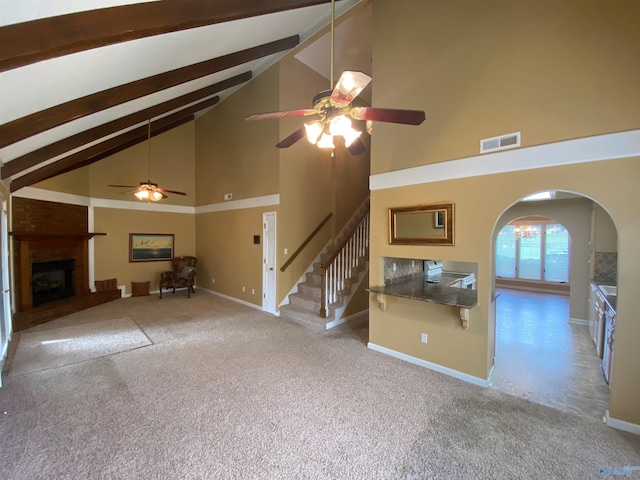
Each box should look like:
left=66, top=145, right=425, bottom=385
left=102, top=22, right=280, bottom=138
left=370, top=0, right=640, bottom=424
left=495, top=198, right=592, bottom=320
left=35, top=167, right=90, bottom=197
left=370, top=158, right=640, bottom=423
left=195, top=66, right=279, bottom=206
left=89, top=122, right=195, bottom=205
left=93, top=207, right=195, bottom=294
left=333, top=140, right=370, bottom=235
left=195, top=207, right=270, bottom=306
left=594, top=203, right=618, bottom=253
left=371, top=0, right=640, bottom=174
left=342, top=279, right=370, bottom=319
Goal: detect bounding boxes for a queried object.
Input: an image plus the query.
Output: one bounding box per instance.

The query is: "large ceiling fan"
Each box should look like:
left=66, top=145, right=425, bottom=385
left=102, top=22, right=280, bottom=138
left=245, top=0, right=425, bottom=155
left=108, top=120, right=187, bottom=201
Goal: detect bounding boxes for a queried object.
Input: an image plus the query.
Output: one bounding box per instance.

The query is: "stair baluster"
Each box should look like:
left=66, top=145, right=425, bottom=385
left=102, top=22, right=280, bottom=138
left=319, top=210, right=370, bottom=318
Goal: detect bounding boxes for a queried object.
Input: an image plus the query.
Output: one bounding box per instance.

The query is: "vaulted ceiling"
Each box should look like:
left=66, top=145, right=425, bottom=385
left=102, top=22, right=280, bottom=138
left=0, top=0, right=370, bottom=193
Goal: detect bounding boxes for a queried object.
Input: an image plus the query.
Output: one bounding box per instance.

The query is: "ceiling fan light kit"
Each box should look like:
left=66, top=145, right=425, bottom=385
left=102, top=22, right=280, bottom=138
left=134, top=185, right=164, bottom=202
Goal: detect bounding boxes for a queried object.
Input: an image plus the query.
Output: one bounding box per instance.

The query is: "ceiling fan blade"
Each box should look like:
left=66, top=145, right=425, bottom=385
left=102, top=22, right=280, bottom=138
left=276, top=126, right=306, bottom=148
left=330, top=71, right=372, bottom=107
left=350, top=107, right=426, bottom=125
left=347, top=137, right=367, bottom=156
left=246, top=109, right=318, bottom=121
left=108, top=184, right=139, bottom=188
left=117, top=189, right=140, bottom=195
left=157, top=188, right=187, bottom=195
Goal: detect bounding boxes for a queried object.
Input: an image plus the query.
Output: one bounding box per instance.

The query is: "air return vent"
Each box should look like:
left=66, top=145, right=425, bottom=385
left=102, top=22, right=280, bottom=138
left=480, top=132, right=521, bottom=153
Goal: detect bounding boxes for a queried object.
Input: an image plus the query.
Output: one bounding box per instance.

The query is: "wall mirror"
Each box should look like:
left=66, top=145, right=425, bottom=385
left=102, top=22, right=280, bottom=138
left=389, top=203, right=454, bottom=245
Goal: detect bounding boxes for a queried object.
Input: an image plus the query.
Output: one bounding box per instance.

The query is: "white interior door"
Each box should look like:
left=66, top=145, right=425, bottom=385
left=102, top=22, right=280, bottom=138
left=262, top=212, right=277, bottom=315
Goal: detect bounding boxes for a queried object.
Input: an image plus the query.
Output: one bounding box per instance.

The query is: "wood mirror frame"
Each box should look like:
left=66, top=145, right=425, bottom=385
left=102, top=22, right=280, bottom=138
left=389, top=203, right=454, bottom=245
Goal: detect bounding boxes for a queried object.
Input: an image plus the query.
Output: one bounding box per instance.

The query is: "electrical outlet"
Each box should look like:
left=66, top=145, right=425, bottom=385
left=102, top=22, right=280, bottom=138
left=242, top=286, right=245, bottom=292
left=224, top=193, right=232, bottom=201
left=251, top=288, right=255, bottom=295
left=212, top=278, right=215, bottom=284
left=284, top=248, right=288, bottom=255
left=421, top=333, right=428, bottom=344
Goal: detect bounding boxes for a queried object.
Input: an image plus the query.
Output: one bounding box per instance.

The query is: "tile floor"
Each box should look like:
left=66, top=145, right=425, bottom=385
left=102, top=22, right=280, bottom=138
left=490, top=289, right=610, bottom=421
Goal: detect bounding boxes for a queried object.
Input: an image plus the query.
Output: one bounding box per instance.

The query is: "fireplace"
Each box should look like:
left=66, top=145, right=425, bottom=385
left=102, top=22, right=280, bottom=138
left=11, top=198, right=118, bottom=331
left=31, top=259, right=75, bottom=306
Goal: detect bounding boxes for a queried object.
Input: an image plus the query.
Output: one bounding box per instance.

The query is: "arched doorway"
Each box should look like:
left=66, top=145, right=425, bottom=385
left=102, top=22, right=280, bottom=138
left=489, top=190, right=618, bottom=420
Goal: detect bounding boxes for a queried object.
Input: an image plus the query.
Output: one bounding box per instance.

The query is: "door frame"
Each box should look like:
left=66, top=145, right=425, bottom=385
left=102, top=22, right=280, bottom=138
left=262, top=212, right=277, bottom=315
left=0, top=195, right=12, bottom=385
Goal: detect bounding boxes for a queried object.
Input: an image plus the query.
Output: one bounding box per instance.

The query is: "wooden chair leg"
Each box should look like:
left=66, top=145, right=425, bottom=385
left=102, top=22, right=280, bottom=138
left=159, top=287, right=163, bottom=299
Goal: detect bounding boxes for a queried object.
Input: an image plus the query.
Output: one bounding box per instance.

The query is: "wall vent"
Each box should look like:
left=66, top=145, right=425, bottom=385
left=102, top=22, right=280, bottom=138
left=480, top=132, right=521, bottom=154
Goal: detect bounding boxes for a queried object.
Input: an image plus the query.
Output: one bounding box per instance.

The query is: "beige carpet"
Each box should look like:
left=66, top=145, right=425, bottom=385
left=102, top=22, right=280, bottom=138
left=9, top=317, right=152, bottom=376
left=0, top=293, right=638, bottom=479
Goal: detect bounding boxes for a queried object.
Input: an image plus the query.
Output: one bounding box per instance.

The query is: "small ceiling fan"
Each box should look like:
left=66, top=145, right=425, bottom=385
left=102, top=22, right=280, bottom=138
left=108, top=120, right=187, bottom=201
left=245, top=0, right=425, bottom=155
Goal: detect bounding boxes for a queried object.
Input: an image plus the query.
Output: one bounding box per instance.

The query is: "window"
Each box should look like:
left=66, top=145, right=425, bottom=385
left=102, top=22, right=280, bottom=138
left=496, top=220, right=570, bottom=283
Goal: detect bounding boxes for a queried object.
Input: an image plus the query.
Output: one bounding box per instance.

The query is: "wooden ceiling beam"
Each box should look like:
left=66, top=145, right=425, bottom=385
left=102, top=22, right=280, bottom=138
left=0, top=0, right=331, bottom=72
left=1, top=71, right=252, bottom=179
left=10, top=96, right=218, bottom=192
left=0, top=35, right=298, bottom=149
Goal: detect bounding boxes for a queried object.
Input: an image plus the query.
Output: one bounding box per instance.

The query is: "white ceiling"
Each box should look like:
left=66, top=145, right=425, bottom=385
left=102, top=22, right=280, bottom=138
left=0, top=0, right=370, bottom=180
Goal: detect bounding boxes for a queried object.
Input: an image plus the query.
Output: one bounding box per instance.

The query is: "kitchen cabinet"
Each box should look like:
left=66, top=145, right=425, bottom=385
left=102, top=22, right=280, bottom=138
left=602, top=310, right=616, bottom=384
left=591, top=284, right=606, bottom=358
left=589, top=281, right=617, bottom=384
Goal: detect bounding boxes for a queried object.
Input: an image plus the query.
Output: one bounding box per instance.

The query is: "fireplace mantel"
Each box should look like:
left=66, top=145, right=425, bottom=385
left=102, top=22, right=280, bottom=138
left=10, top=232, right=106, bottom=240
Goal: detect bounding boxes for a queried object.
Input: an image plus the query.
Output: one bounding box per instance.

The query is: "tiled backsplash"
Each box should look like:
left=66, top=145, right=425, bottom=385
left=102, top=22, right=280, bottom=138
left=384, top=257, right=423, bottom=283
left=594, top=252, right=617, bottom=284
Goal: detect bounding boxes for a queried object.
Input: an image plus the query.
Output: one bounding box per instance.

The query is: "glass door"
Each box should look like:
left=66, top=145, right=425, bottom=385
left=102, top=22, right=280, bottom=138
left=497, top=220, right=570, bottom=284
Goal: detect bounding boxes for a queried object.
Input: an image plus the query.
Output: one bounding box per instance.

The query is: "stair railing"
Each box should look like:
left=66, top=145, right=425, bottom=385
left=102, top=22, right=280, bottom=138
left=319, top=208, right=369, bottom=318
left=281, top=212, right=333, bottom=272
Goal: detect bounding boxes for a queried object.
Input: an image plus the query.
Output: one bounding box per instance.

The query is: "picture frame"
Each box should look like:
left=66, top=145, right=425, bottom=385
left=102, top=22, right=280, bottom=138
left=129, top=233, right=174, bottom=262
left=389, top=203, right=454, bottom=245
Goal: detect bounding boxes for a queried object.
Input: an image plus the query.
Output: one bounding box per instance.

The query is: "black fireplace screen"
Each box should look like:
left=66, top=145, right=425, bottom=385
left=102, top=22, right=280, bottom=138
left=31, top=259, right=74, bottom=306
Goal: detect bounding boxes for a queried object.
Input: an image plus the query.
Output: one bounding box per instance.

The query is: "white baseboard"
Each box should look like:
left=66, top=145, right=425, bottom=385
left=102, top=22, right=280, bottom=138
left=568, top=317, right=589, bottom=326
left=605, top=410, right=640, bottom=435
left=198, top=287, right=264, bottom=311
left=367, top=342, right=491, bottom=388
left=325, top=309, right=368, bottom=330
left=487, top=365, right=495, bottom=387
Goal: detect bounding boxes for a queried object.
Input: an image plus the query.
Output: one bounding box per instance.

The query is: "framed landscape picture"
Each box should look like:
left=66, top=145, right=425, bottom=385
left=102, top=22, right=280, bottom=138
left=129, top=233, right=174, bottom=262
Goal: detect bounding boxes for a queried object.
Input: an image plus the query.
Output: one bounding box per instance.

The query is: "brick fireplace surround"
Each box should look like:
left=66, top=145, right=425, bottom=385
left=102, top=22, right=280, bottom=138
left=11, top=197, right=119, bottom=331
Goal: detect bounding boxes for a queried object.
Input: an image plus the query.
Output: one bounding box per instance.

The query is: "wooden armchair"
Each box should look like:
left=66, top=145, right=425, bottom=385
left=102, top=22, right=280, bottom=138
left=159, top=256, right=197, bottom=299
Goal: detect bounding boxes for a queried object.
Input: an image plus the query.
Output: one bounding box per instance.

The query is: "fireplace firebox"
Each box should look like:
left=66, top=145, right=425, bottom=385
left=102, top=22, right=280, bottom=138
left=31, top=259, right=75, bottom=306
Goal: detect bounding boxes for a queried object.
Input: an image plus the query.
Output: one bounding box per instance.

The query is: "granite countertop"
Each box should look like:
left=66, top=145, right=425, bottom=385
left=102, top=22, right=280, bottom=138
left=368, top=272, right=477, bottom=309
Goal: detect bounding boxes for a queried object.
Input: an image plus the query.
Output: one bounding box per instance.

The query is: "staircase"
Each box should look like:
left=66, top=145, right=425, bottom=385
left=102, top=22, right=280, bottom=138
left=279, top=199, right=369, bottom=331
